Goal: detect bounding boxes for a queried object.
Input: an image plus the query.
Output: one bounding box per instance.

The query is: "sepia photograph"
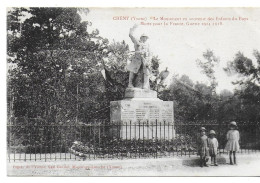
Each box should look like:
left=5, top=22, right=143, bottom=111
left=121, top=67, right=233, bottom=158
left=6, top=6, right=260, bottom=176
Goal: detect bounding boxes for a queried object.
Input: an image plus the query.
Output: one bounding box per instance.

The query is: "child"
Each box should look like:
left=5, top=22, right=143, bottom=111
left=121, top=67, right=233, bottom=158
left=197, top=127, right=209, bottom=167
left=225, top=121, right=240, bottom=165
left=208, top=130, right=219, bottom=166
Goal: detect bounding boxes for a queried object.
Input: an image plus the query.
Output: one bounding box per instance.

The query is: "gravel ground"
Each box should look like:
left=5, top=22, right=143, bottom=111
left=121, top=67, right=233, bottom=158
left=7, top=153, right=260, bottom=176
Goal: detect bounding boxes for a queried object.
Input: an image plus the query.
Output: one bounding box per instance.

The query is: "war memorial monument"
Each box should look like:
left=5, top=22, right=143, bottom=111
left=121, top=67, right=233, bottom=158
left=110, top=25, right=175, bottom=139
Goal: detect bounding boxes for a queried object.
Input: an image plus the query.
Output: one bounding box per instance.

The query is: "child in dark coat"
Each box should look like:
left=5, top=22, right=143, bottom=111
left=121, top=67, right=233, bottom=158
left=197, top=127, right=209, bottom=167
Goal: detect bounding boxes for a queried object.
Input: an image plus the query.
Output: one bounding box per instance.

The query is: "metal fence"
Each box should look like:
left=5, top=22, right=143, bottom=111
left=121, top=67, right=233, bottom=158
left=7, top=118, right=260, bottom=162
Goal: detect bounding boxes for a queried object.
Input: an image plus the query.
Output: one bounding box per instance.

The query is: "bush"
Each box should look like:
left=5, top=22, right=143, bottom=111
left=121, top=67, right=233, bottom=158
left=69, top=135, right=197, bottom=158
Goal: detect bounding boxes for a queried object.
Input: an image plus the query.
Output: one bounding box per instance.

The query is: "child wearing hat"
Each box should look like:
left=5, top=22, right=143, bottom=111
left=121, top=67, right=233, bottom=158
left=197, top=127, right=209, bottom=167
left=225, top=121, right=240, bottom=165
left=208, top=130, right=219, bottom=166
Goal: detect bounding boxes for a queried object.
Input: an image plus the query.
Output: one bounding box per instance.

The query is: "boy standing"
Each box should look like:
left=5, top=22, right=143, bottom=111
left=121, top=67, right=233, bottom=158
left=197, top=127, right=209, bottom=167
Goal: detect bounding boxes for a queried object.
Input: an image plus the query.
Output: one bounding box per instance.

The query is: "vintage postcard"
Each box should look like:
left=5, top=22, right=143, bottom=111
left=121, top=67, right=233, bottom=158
left=6, top=7, right=260, bottom=176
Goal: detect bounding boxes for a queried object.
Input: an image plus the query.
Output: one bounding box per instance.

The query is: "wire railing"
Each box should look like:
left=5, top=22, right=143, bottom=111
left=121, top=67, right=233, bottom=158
left=7, top=118, right=260, bottom=162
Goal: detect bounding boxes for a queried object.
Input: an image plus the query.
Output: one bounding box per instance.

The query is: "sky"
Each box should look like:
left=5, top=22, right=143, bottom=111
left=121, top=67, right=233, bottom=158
left=81, top=8, right=260, bottom=93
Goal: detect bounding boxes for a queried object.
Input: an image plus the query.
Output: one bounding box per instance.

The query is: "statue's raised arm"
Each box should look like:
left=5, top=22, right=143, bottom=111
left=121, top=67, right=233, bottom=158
left=129, top=24, right=139, bottom=46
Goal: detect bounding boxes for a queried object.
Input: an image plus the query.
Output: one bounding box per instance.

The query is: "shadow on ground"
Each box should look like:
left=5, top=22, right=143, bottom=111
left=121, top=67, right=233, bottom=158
left=182, top=156, right=227, bottom=167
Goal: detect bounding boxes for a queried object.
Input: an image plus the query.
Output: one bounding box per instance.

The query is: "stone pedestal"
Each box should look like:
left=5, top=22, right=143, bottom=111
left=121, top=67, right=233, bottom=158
left=110, top=88, right=175, bottom=139
left=124, top=88, right=157, bottom=98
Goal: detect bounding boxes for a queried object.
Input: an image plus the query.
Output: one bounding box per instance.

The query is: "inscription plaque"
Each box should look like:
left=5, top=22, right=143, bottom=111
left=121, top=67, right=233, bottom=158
left=111, top=100, right=174, bottom=124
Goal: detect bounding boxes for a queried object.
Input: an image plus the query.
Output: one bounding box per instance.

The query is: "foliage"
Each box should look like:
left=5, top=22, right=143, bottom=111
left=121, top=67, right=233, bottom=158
left=69, top=135, right=196, bottom=158
left=196, top=50, right=220, bottom=93
left=7, top=8, right=108, bottom=123
left=224, top=51, right=260, bottom=84
left=224, top=51, right=260, bottom=122
left=160, top=74, right=220, bottom=121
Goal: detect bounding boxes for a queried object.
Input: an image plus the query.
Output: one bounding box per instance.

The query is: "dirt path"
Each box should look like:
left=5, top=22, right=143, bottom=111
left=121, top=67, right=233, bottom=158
left=7, top=153, right=260, bottom=176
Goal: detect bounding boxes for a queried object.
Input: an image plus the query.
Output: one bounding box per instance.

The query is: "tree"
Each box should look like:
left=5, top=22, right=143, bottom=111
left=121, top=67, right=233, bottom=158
left=162, top=74, right=213, bottom=121
left=7, top=8, right=108, bottom=123
left=160, top=72, right=233, bottom=123
left=196, top=50, right=220, bottom=93
left=224, top=51, right=260, bottom=122
left=224, top=51, right=260, bottom=85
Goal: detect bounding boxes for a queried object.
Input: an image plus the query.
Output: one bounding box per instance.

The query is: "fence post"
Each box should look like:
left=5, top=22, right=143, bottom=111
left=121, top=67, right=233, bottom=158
left=69, top=124, right=72, bottom=160
left=143, top=121, right=145, bottom=157
left=147, top=120, right=149, bottom=157
left=54, top=125, right=57, bottom=161
left=126, top=121, right=128, bottom=142
left=98, top=123, right=101, bottom=157
left=88, top=125, right=91, bottom=160
left=164, top=120, right=166, bottom=154
left=159, top=121, right=161, bottom=157
left=139, top=121, right=141, bottom=158
left=34, top=124, right=36, bottom=161
left=173, top=123, right=175, bottom=156
left=125, top=121, right=127, bottom=159
left=130, top=120, right=132, bottom=158
left=14, top=118, right=16, bottom=162
left=167, top=121, right=173, bottom=156
left=151, top=120, right=154, bottom=139
left=180, top=124, right=183, bottom=157
left=7, top=119, right=10, bottom=162
left=93, top=123, right=96, bottom=159
left=50, top=124, right=52, bottom=161
left=255, top=123, right=258, bottom=153
left=59, top=123, right=62, bottom=160
left=117, top=121, right=120, bottom=159
left=147, top=120, right=149, bottom=139
left=13, top=118, right=16, bottom=162
left=156, top=119, right=158, bottom=158
left=44, top=124, right=47, bottom=162
left=135, top=121, right=137, bottom=158
left=29, top=119, right=32, bottom=161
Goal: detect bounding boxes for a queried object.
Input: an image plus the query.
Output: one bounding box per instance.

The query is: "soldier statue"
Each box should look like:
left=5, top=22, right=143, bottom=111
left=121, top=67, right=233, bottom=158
left=126, top=24, right=152, bottom=89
